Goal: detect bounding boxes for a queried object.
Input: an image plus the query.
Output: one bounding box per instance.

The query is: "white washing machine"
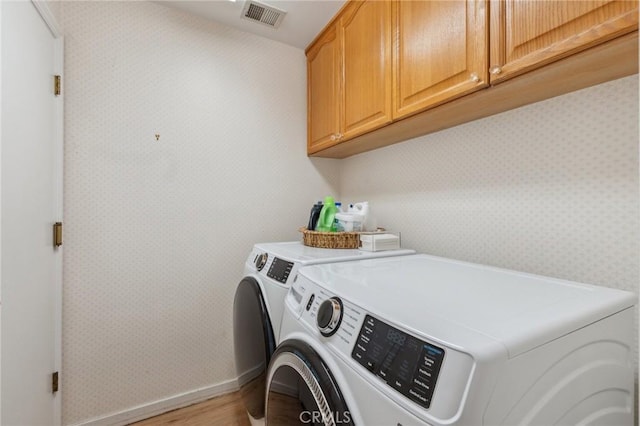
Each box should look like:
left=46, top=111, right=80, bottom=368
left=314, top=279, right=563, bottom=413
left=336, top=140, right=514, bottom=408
left=233, top=241, right=414, bottom=423
left=268, top=253, right=636, bottom=425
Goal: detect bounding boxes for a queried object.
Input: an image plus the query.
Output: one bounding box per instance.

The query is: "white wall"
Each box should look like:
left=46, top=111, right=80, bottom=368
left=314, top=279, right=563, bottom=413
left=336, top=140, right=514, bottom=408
left=342, top=75, right=638, bottom=290
left=0, top=2, right=4, bottom=423
left=60, top=2, right=339, bottom=424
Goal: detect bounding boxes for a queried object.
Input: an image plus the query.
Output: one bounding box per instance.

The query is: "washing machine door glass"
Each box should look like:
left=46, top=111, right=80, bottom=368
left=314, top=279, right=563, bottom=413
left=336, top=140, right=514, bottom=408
left=233, top=277, right=276, bottom=419
left=266, top=340, right=353, bottom=426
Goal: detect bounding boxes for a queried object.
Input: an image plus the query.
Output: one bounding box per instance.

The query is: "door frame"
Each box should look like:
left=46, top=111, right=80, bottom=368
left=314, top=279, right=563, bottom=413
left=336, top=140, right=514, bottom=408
left=0, top=1, right=64, bottom=424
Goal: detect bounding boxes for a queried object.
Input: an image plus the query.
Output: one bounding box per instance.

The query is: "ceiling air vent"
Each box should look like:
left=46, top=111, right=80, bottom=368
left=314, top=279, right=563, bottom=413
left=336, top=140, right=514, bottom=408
left=241, top=0, right=287, bottom=29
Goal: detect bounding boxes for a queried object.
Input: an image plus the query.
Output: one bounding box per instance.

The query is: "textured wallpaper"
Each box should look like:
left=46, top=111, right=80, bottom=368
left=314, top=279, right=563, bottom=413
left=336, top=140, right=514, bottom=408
left=60, top=2, right=339, bottom=424
left=341, top=75, right=638, bottom=292
left=61, top=1, right=638, bottom=424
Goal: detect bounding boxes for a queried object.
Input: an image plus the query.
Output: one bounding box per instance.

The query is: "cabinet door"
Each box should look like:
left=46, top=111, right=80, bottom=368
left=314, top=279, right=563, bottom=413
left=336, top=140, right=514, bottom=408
left=307, top=26, right=340, bottom=154
left=490, top=0, right=638, bottom=84
left=339, top=0, right=393, bottom=140
left=393, top=0, right=488, bottom=119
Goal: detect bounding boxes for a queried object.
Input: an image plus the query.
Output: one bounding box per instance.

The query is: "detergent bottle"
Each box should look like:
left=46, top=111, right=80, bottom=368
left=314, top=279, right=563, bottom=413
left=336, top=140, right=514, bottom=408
left=316, top=196, right=338, bottom=232
left=333, top=201, right=342, bottom=231
left=348, top=202, right=370, bottom=231
left=307, top=201, right=324, bottom=231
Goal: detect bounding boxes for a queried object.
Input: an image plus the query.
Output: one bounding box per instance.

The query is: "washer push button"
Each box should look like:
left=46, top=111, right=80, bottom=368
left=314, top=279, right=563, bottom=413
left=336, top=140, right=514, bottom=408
left=406, top=344, right=444, bottom=409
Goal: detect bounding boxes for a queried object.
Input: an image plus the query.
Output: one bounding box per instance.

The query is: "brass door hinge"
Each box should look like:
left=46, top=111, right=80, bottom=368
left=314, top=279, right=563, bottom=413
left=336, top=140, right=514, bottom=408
left=52, top=371, right=59, bottom=393
left=54, top=75, right=61, bottom=96
left=53, top=222, right=63, bottom=247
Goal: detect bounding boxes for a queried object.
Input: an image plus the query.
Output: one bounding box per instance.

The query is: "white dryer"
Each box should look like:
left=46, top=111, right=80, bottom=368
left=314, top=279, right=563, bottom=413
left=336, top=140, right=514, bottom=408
left=268, top=254, right=636, bottom=425
left=232, top=241, right=414, bottom=423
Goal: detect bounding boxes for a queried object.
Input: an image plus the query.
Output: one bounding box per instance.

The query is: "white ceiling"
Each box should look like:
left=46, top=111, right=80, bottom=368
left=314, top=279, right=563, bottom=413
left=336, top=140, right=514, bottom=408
left=157, top=0, right=346, bottom=50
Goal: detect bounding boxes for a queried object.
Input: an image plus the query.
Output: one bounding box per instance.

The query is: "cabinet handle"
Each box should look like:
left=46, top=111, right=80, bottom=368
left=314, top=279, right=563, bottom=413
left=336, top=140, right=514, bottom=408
left=489, top=66, right=502, bottom=75
left=470, top=72, right=480, bottom=82
left=330, top=133, right=344, bottom=142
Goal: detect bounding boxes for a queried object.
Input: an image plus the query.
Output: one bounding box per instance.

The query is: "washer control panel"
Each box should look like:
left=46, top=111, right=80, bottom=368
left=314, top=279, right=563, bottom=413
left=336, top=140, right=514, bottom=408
left=288, top=273, right=475, bottom=421
left=247, top=249, right=295, bottom=285
left=267, top=257, right=293, bottom=284
left=352, top=315, right=444, bottom=409
left=294, top=280, right=443, bottom=409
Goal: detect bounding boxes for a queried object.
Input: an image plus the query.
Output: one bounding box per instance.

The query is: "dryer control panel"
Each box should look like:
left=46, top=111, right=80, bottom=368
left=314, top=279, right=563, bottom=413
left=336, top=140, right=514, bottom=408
left=352, top=315, right=444, bottom=409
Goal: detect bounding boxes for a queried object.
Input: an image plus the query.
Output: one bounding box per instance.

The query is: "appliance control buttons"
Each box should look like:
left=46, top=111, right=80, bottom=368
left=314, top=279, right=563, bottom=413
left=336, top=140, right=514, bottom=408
left=255, top=253, right=268, bottom=271
left=306, top=294, right=315, bottom=311
left=352, top=314, right=445, bottom=409
left=316, top=297, right=343, bottom=337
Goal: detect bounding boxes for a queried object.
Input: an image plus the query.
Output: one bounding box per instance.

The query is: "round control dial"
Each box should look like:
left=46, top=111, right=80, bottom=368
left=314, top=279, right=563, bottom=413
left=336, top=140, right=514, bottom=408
left=316, top=297, right=343, bottom=337
left=255, top=253, right=268, bottom=271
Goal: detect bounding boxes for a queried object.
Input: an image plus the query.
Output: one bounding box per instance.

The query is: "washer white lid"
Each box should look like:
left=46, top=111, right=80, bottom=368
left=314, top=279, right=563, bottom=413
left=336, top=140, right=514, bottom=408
left=298, top=254, right=636, bottom=358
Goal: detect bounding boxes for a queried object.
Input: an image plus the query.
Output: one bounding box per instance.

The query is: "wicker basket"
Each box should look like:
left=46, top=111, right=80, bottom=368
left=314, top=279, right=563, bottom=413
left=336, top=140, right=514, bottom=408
left=299, top=227, right=360, bottom=249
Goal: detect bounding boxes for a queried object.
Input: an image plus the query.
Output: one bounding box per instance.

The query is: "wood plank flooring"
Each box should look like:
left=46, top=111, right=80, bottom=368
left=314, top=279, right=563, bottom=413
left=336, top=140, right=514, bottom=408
left=129, top=392, right=251, bottom=426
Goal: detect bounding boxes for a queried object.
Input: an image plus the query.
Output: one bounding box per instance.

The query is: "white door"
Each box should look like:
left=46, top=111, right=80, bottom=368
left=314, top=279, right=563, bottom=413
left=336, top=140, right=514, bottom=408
left=1, top=1, right=63, bottom=424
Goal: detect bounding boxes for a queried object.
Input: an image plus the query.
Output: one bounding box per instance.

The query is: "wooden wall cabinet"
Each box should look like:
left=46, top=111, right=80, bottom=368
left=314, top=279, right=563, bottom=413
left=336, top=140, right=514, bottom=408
left=489, top=0, right=639, bottom=84
left=307, top=0, right=392, bottom=155
left=393, top=0, right=488, bottom=119
left=307, top=26, right=340, bottom=153
left=307, top=0, right=638, bottom=158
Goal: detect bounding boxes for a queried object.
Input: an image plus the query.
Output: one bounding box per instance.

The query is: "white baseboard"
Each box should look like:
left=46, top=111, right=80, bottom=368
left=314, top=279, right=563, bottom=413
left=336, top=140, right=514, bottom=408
left=237, top=362, right=265, bottom=385
left=72, top=379, right=240, bottom=426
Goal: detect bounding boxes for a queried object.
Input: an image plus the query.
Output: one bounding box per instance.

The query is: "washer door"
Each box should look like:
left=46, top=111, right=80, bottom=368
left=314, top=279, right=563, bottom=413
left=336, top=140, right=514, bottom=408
left=233, top=277, right=276, bottom=419
left=266, top=340, right=353, bottom=426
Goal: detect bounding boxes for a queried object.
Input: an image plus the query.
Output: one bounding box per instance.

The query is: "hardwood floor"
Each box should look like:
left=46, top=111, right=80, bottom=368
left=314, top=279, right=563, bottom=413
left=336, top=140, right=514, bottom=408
left=129, top=392, right=251, bottom=426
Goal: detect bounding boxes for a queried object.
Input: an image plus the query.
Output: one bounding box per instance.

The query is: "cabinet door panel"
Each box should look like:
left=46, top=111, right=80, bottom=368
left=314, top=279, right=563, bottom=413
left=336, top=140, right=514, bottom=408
left=490, top=0, right=638, bottom=83
left=307, top=27, right=340, bottom=153
left=393, top=0, right=488, bottom=119
left=341, top=0, right=392, bottom=139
